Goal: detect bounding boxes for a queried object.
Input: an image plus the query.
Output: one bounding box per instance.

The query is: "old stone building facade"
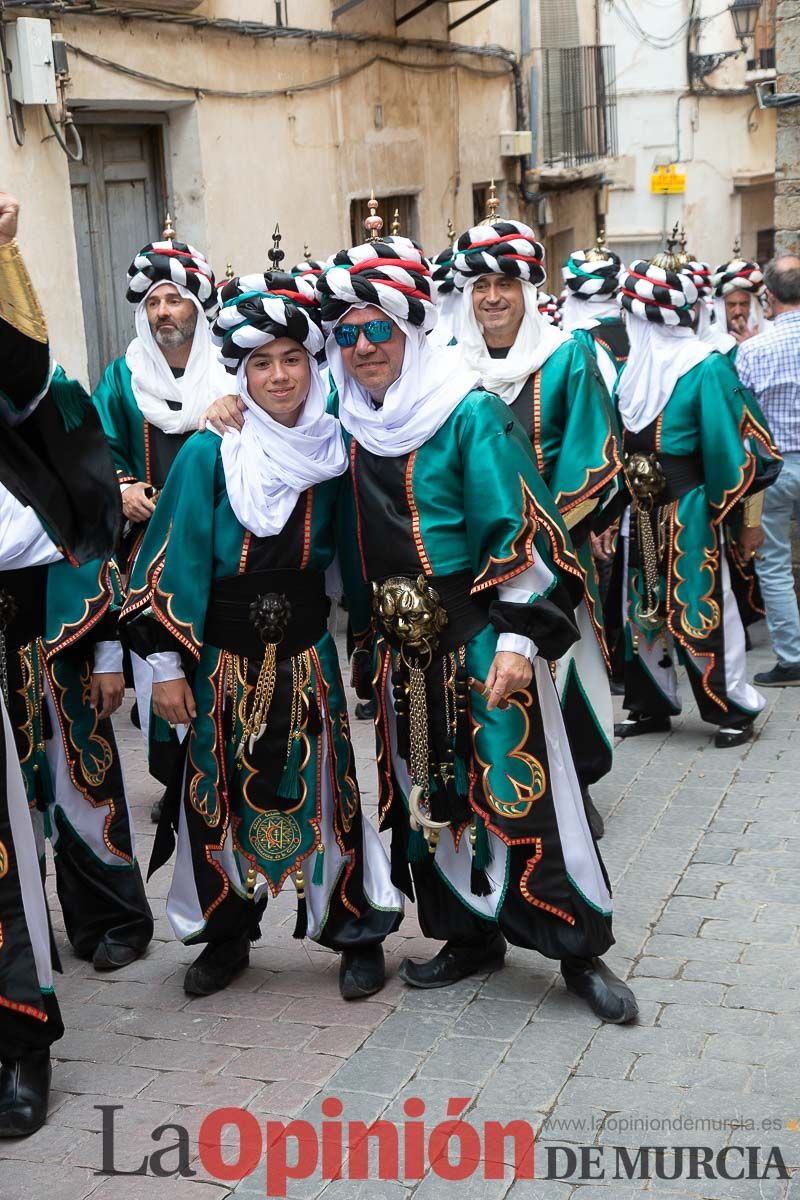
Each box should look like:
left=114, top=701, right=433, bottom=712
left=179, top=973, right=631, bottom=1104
left=1, top=0, right=617, bottom=385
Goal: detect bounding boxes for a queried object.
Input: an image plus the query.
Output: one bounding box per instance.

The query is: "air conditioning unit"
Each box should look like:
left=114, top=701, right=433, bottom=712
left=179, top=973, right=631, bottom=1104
left=500, top=131, right=533, bottom=158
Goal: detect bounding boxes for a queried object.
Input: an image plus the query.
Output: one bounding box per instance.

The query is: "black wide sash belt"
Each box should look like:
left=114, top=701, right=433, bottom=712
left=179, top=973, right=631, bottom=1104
left=623, top=432, right=705, bottom=505
left=0, top=566, right=49, bottom=651
left=204, top=568, right=330, bottom=661
left=374, top=569, right=491, bottom=657
left=655, top=453, right=704, bottom=502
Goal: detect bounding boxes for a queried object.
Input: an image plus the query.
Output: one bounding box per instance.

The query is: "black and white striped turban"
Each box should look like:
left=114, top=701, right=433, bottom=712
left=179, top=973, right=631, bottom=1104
left=211, top=271, right=323, bottom=373
left=537, top=292, right=562, bottom=327
left=428, top=246, right=455, bottom=296
left=620, top=260, right=698, bottom=328
left=679, top=260, right=713, bottom=300
left=452, top=221, right=546, bottom=290
left=316, top=237, right=437, bottom=331
left=126, top=240, right=218, bottom=315
left=711, top=259, right=764, bottom=298
left=562, top=248, right=624, bottom=300
left=292, top=259, right=325, bottom=281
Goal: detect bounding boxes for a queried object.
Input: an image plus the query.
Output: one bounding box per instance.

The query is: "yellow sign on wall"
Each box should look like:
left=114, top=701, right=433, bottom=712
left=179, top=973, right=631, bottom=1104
left=651, top=165, right=687, bottom=194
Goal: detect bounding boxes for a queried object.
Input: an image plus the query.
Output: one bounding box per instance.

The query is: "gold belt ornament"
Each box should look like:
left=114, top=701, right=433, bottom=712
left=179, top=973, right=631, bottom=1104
left=624, top=451, right=665, bottom=506
left=235, top=591, right=291, bottom=759
left=624, top=452, right=666, bottom=633
left=372, top=575, right=449, bottom=837
left=372, top=574, right=448, bottom=669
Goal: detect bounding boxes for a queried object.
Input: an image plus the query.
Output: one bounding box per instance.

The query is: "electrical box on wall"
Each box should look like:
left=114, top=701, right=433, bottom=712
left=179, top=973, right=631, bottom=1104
left=5, top=18, right=57, bottom=106
left=500, top=131, right=533, bottom=158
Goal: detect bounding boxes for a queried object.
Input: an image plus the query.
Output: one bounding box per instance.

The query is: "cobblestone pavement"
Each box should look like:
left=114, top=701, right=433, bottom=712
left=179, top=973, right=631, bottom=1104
left=2, top=622, right=799, bottom=1199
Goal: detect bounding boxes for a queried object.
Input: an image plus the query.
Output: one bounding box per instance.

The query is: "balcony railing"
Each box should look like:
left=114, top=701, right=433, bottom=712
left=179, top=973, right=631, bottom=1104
left=540, top=44, right=618, bottom=169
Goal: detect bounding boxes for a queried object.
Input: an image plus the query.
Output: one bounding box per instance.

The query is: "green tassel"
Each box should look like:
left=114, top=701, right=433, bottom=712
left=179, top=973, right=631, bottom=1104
left=312, top=846, right=325, bottom=887
left=454, top=753, right=469, bottom=798
left=472, top=815, right=492, bottom=871
left=407, top=826, right=429, bottom=864
left=277, top=734, right=302, bottom=800
left=50, top=370, right=89, bottom=434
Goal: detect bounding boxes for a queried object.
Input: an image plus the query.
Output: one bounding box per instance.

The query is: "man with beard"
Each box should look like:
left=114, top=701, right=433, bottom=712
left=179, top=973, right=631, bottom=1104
left=710, top=254, right=768, bottom=354
left=93, top=229, right=229, bottom=820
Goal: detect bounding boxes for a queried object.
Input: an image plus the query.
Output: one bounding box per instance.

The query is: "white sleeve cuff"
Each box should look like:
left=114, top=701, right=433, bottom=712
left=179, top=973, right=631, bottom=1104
left=496, top=632, right=537, bottom=662
left=147, top=651, right=185, bottom=683
left=93, top=640, right=123, bottom=674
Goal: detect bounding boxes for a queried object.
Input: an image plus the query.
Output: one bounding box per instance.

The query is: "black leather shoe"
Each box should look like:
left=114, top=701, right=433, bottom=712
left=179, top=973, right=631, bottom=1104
left=150, top=790, right=166, bottom=825
left=354, top=700, right=377, bottom=720
left=614, top=713, right=672, bottom=739
left=339, top=944, right=386, bottom=1000
left=93, top=939, right=146, bottom=973
left=399, top=933, right=507, bottom=990
left=714, top=722, right=754, bottom=749
left=184, top=935, right=250, bottom=996
left=581, top=787, right=605, bottom=840
left=0, top=1050, right=51, bottom=1138
left=561, top=956, right=639, bottom=1023
left=754, top=661, right=800, bottom=687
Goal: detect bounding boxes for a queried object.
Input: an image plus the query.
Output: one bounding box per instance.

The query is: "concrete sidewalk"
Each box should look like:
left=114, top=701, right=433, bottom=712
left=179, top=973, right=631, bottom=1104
left=1, top=623, right=797, bottom=1200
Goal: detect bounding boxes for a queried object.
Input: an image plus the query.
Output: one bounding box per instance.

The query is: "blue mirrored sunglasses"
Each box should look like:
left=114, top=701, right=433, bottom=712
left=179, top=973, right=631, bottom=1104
left=333, top=319, right=393, bottom=348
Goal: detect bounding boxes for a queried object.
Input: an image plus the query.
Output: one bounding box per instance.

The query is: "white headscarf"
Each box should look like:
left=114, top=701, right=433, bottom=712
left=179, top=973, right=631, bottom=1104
left=617, top=312, right=713, bottom=434
left=125, top=282, right=231, bottom=434
left=218, top=351, right=348, bottom=538
left=326, top=304, right=480, bottom=458
left=712, top=293, right=767, bottom=340
left=453, top=278, right=568, bottom=404
left=561, top=292, right=621, bottom=334
left=697, top=300, right=736, bottom=354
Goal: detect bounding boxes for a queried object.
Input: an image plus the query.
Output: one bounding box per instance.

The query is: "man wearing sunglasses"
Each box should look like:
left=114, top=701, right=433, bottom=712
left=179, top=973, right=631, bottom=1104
left=309, top=231, right=637, bottom=1024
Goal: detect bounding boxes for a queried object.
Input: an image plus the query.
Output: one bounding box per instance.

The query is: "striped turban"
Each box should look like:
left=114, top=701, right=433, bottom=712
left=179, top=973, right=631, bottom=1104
left=292, top=259, right=325, bottom=281
left=711, top=259, right=764, bottom=297
left=452, top=221, right=546, bottom=291
left=211, top=271, right=323, bottom=373
left=428, top=246, right=455, bottom=297
left=680, top=261, right=713, bottom=300
left=537, top=292, right=562, bottom=327
left=620, top=260, right=698, bottom=328
left=126, top=240, right=218, bottom=315
left=316, top=237, right=437, bottom=331
left=562, top=248, right=624, bottom=300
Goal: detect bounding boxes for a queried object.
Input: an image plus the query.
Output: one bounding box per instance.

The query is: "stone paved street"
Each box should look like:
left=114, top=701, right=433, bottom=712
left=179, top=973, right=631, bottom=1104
left=1, top=622, right=798, bottom=1199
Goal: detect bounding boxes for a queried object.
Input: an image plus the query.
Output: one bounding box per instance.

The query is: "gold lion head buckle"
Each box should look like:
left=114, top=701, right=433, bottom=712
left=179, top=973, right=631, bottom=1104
left=372, top=574, right=448, bottom=668
left=624, top=451, right=666, bottom=510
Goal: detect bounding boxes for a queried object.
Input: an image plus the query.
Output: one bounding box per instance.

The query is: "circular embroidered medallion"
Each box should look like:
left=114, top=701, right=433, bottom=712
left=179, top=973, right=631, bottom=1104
left=0, top=840, right=8, bottom=879
left=249, top=811, right=302, bottom=862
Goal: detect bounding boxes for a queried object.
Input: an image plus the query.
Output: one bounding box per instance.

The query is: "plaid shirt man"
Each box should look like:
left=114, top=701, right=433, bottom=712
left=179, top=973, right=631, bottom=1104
left=737, top=311, right=800, bottom=452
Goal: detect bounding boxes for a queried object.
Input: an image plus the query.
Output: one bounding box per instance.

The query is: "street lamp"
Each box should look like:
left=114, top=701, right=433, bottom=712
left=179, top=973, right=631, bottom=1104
left=728, top=0, right=762, bottom=49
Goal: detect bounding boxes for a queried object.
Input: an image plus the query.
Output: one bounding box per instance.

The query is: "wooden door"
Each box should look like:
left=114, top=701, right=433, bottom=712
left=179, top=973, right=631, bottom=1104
left=70, top=122, right=165, bottom=388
